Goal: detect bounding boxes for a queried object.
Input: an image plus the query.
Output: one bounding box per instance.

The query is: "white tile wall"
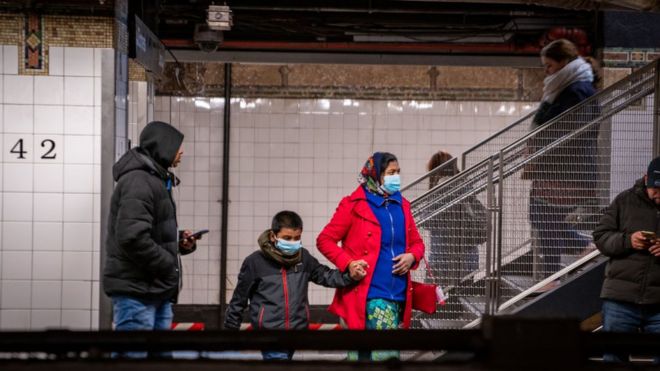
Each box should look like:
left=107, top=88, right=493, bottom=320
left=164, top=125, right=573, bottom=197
left=3, top=45, right=18, bottom=75
left=31, top=281, right=62, bottom=309
left=30, top=309, right=61, bottom=329
left=34, top=76, right=64, bottom=105
left=49, top=47, right=64, bottom=76
left=34, top=105, right=64, bottom=134
left=153, top=96, right=532, bottom=306
left=64, top=48, right=94, bottom=77
left=0, top=45, right=103, bottom=330
left=3, top=222, right=33, bottom=251
left=3, top=104, right=33, bottom=133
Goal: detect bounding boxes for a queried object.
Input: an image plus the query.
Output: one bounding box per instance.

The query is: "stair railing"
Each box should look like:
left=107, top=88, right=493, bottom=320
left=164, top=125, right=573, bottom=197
left=410, top=59, right=659, bottom=329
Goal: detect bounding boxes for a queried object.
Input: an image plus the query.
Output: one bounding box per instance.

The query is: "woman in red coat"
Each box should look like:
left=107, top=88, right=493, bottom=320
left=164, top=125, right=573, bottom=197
left=317, top=152, right=425, bottom=360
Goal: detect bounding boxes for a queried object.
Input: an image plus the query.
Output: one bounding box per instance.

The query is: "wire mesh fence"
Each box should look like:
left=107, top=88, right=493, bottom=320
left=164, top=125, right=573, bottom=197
left=410, top=60, right=659, bottom=330
left=461, top=111, right=536, bottom=170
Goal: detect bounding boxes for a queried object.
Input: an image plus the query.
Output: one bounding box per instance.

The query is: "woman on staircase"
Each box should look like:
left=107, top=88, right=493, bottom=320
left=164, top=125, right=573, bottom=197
left=524, top=38, right=601, bottom=280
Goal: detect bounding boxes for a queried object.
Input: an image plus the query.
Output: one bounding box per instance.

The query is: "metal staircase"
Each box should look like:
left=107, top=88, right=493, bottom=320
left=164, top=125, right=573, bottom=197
left=408, top=59, right=660, bottom=330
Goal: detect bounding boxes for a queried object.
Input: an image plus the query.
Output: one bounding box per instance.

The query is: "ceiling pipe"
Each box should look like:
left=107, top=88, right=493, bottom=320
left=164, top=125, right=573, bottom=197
left=162, top=39, right=542, bottom=54
left=225, top=5, right=539, bottom=16
left=392, top=0, right=660, bottom=12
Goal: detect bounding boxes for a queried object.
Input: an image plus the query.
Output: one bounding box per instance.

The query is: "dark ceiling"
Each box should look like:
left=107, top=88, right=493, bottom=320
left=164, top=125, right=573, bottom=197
left=153, top=0, right=598, bottom=56
left=0, top=0, right=624, bottom=56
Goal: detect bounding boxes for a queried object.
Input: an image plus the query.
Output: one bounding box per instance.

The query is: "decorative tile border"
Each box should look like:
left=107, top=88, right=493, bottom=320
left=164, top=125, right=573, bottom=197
left=157, top=62, right=544, bottom=101
left=0, top=12, right=115, bottom=76
left=603, top=47, right=660, bottom=68
left=24, top=13, right=45, bottom=72
left=0, top=13, right=20, bottom=44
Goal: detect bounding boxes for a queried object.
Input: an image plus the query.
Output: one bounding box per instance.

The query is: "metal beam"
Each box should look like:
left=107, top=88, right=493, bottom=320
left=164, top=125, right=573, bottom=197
left=393, top=0, right=660, bottom=12
left=168, top=50, right=540, bottom=67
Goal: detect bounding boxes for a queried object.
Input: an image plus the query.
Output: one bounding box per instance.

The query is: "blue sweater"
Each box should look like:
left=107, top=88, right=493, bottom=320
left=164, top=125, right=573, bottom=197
left=364, top=188, right=407, bottom=302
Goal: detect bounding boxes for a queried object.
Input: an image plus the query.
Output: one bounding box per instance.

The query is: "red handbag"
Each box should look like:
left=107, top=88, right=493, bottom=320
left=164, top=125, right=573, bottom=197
left=411, top=280, right=438, bottom=314
left=411, top=257, right=441, bottom=314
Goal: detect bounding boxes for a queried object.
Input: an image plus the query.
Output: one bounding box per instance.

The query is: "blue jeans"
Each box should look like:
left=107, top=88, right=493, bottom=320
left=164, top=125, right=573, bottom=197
left=112, top=295, right=174, bottom=358
left=261, top=350, right=294, bottom=360
left=602, top=299, right=660, bottom=363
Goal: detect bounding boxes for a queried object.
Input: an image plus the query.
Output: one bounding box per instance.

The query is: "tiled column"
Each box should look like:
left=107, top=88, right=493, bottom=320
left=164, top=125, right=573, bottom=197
left=0, top=44, right=108, bottom=330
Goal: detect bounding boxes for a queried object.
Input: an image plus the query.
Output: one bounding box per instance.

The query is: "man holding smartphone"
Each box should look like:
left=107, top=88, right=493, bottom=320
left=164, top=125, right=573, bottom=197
left=103, top=121, right=200, bottom=357
left=593, top=156, right=660, bottom=364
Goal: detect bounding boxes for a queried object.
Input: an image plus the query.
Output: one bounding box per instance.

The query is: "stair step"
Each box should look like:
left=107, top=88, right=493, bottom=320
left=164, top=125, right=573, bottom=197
left=415, top=318, right=473, bottom=330
left=458, top=296, right=487, bottom=317
left=501, top=274, right=537, bottom=292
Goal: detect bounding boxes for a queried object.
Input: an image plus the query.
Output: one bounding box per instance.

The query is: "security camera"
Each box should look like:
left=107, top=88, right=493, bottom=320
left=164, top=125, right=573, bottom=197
left=194, top=24, right=223, bottom=53
left=197, top=41, right=220, bottom=53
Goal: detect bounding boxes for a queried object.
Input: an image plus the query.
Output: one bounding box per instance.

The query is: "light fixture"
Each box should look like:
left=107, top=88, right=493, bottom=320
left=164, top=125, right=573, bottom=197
left=207, top=5, right=233, bottom=31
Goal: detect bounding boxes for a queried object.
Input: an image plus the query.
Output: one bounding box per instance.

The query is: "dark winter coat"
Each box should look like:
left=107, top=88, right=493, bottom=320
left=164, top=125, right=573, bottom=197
left=525, top=80, right=599, bottom=203
left=593, top=179, right=660, bottom=304
left=103, top=122, right=193, bottom=302
left=533, top=80, right=596, bottom=126
left=224, top=230, right=355, bottom=330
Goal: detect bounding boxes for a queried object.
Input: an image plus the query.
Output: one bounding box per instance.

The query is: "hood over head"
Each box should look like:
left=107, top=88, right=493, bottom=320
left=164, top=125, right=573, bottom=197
left=139, top=121, right=184, bottom=170
left=113, top=147, right=164, bottom=182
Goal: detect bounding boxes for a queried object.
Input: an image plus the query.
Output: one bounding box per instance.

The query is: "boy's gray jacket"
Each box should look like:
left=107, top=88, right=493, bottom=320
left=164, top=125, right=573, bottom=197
left=593, top=178, right=660, bottom=304
left=224, top=244, right=354, bottom=330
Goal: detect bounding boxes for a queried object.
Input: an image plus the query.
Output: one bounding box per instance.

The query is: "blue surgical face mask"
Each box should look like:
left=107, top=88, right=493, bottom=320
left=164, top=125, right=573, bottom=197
left=382, top=174, right=401, bottom=194
left=276, top=238, right=302, bottom=255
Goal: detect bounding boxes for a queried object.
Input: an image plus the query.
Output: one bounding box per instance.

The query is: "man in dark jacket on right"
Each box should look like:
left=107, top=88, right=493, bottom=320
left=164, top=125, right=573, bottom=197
left=593, top=156, right=660, bottom=363
left=103, top=121, right=198, bottom=355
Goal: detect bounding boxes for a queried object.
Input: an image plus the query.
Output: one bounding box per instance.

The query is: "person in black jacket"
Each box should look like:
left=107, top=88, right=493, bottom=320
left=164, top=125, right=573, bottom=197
left=224, top=210, right=367, bottom=360
left=593, top=156, right=660, bottom=364
left=103, top=121, right=198, bottom=356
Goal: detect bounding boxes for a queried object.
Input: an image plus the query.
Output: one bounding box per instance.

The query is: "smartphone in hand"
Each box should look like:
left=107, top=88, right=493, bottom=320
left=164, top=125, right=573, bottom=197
left=180, top=229, right=209, bottom=242
left=641, top=231, right=657, bottom=244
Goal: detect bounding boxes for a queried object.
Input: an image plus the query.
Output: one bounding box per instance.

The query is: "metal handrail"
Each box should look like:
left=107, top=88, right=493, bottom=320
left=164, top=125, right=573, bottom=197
left=460, top=110, right=536, bottom=169
left=402, top=113, right=534, bottom=197
left=407, top=59, right=659, bottom=206
left=462, top=58, right=658, bottom=171
left=413, top=59, right=658, bottom=330
left=413, top=62, right=657, bottom=214
left=401, top=156, right=457, bottom=193
left=417, top=81, right=654, bottom=226
left=462, top=249, right=603, bottom=329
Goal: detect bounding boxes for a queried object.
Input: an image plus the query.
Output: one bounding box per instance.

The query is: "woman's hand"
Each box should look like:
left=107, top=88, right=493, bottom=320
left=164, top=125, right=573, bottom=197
left=392, top=253, right=415, bottom=275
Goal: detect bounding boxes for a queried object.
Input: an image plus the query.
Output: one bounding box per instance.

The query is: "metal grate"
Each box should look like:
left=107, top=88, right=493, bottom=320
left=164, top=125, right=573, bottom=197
left=410, top=60, right=660, bottom=329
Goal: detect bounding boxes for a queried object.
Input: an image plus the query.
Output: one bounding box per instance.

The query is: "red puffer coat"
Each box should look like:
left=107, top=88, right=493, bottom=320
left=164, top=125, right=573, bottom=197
left=317, top=186, right=425, bottom=329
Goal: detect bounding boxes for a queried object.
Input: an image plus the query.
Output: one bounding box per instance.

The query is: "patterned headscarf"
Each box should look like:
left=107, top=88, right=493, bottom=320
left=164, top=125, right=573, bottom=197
left=359, top=152, right=386, bottom=195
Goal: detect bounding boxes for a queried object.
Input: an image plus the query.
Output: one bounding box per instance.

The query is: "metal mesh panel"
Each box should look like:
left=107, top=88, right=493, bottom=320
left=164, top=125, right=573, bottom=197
left=461, top=111, right=536, bottom=170
left=401, top=114, right=535, bottom=202
left=411, top=60, right=659, bottom=330
left=411, top=160, right=494, bottom=329
left=402, top=157, right=458, bottom=201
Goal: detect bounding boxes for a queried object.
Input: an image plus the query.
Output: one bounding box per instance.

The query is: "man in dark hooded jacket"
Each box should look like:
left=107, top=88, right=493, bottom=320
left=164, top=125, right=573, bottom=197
left=593, top=156, right=660, bottom=363
left=103, top=121, right=197, bottom=342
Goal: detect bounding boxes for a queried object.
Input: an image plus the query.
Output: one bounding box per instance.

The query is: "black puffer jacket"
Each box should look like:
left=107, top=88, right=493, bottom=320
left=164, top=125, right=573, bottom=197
left=593, top=179, right=660, bottom=304
left=224, top=230, right=355, bottom=330
left=103, top=121, right=193, bottom=302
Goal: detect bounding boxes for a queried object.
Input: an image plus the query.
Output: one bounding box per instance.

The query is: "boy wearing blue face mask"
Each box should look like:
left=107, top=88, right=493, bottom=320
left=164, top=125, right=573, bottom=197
left=224, top=210, right=368, bottom=360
